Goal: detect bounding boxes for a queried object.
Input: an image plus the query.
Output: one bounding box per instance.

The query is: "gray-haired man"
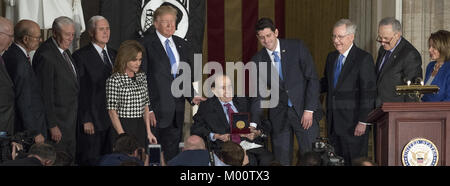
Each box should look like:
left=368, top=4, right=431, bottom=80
left=320, top=19, right=376, bottom=165
left=33, top=16, right=79, bottom=160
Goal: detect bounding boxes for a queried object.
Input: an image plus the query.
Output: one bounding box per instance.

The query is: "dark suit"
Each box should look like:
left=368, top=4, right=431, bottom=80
left=33, top=38, right=79, bottom=159
left=3, top=43, right=47, bottom=137
left=191, top=96, right=273, bottom=166
left=140, top=30, right=194, bottom=162
left=72, top=43, right=116, bottom=166
left=321, top=45, right=376, bottom=165
left=0, top=55, right=15, bottom=134
left=252, top=39, right=321, bottom=165
left=376, top=37, right=422, bottom=107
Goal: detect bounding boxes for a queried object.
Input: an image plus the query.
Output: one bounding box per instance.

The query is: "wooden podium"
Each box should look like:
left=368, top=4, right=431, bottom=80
left=368, top=102, right=450, bottom=166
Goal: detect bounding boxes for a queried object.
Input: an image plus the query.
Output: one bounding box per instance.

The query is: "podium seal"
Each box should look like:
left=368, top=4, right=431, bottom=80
left=402, top=138, right=439, bottom=166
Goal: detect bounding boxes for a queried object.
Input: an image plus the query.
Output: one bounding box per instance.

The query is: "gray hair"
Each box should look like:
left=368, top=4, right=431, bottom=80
left=52, top=16, right=74, bottom=34
left=334, top=19, right=357, bottom=35
left=379, top=17, right=402, bottom=33
left=87, top=15, right=108, bottom=34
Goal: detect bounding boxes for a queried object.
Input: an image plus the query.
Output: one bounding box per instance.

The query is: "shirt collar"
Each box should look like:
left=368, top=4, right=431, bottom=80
left=14, top=42, right=29, bottom=57
left=218, top=99, right=234, bottom=107
left=52, top=37, right=65, bottom=54
left=92, top=42, right=107, bottom=54
left=156, top=30, right=173, bottom=45
left=389, top=37, right=402, bottom=52
left=341, top=43, right=353, bottom=58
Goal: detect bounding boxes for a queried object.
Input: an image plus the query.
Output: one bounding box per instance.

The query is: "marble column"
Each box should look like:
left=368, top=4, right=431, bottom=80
left=349, top=0, right=401, bottom=60
left=402, top=0, right=450, bottom=76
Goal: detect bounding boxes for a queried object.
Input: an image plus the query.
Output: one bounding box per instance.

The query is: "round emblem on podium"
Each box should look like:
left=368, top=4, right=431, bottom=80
left=236, top=121, right=245, bottom=129
left=402, top=138, right=439, bottom=166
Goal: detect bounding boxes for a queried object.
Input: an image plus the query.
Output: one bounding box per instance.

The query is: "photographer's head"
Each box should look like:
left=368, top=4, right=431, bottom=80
left=113, top=133, right=139, bottom=156
left=28, top=143, right=56, bottom=166
left=218, top=141, right=248, bottom=166
left=183, top=135, right=206, bottom=151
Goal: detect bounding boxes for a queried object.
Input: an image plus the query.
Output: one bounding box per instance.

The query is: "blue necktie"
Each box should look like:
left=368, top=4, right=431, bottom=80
left=165, top=39, right=177, bottom=78
left=333, top=54, right=344, bottom=88
left=272, top=51, right=283, bottom=80
left=273, top=51, right=292, bottom=107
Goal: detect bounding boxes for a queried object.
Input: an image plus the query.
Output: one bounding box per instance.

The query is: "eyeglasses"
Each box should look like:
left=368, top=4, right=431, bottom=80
left=0, top=32, right=14, bottom=38
left=331, top=34, right=350, bottom=41
left=376, top=35, right=395, bottom=44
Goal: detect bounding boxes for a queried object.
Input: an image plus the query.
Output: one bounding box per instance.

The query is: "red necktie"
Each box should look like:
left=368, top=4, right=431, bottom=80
left=224, top=103, right=241, bottom=144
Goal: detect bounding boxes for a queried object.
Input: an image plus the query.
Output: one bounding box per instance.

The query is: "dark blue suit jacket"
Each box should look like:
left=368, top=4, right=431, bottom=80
left=422, top=61, right=450, bottom=102
left=251, top=39, right=321, bottom=133
left=140, top=31, right=195, bottom=128
left=321, top=45, right=376, bottom=137
left=3, top=43, right=47, bottom=137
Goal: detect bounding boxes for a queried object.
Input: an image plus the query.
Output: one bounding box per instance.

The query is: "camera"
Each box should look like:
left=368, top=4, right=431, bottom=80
left=0, top=131, right=35, bottom=163
left=312, top=137, right=345, bottom=166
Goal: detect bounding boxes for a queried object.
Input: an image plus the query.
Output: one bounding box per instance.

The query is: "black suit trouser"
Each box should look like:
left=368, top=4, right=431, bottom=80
left=329, top=128, right=369, bottom=166
left=152, top=117, right=183, bottom=163
left=76, top=127, right=113, bottom=166
left=271, top=107, right=319, bottom=166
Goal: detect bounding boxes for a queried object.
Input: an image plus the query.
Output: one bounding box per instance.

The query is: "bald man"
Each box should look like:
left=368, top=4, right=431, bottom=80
left=167, top=135, right=210, bottom=166
left=3, top=20, right=46, bottom=144
left=0, top=16, right=15, bottom=135
left=183, top=135, right=206, bottom=151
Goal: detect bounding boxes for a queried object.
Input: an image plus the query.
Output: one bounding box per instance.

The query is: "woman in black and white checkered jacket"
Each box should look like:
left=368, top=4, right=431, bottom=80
left=106, top=40, right=157, bottom=149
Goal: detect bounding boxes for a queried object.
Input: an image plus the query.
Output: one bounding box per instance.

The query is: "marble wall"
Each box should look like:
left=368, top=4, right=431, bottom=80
left=350, top=0, right=450, bottom=76
left=402, top=0, right=450, bottom=75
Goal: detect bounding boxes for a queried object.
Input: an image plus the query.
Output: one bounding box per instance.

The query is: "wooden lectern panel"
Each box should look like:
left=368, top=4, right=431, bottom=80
left=369, top=102, right=450, bottom=166
left=395, top=120, right=445, bottom=165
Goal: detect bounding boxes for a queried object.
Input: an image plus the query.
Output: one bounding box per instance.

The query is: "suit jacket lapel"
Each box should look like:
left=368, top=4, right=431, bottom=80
left=89, top=44, right=116, bottom=75
left=107, top=46, right=116, bottom=65
left=378, top=38, right=405, bottom=81
left=48, top=39, right=78, bottom=85
left=233, top=97, right=245, bottom=113
left=151, top=37, right=174, bottom=80
left=335, top=45, right=357, bottom=89
left=174, top=38, right=184, bottom=78
left=212, top=97, right=230, bottom=129
left=259, top=50, right=273, bottom=87
left=328, top=51, right=339, bottom=92
left=0, top=56, right=13, bottom=85
left=279, top=39, right=288, bottom=82
left=88, top=43, right=110, bottom=70
left=65, top=50, right=79, bottom=86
